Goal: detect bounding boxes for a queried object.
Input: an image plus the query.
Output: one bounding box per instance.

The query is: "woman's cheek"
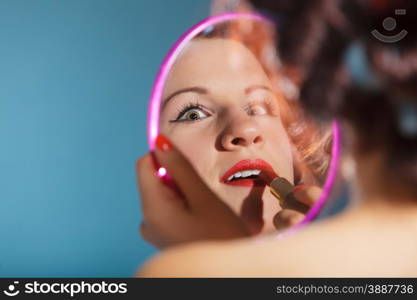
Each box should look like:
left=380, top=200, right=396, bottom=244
left=170, top=129, right=215, bottom=178
left=261, top=118, right=290, bottom=152
left=264, top=120, right=294, bottom=180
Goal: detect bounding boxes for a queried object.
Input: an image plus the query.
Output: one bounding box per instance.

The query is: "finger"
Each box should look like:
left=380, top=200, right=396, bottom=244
left=136, top=154, right=186, bottom=218
left=139, top=221, right=154, bottom=244
left=140, top=221, right=168, bottom=249
left=291, top=185, right=322, bottom=207
left=273, top=209, right=305, bottom=231
left=153, top=134, right=222, bottom=210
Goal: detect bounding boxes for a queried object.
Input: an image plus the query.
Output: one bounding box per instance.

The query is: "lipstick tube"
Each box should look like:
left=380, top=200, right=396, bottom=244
left=269, top=177, right=310, bottom=214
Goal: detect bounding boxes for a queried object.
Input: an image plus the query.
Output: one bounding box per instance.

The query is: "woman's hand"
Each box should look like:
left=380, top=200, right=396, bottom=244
left=136, top=135, right=250, bottom=249
left=272, top=185, right=322, bottom=231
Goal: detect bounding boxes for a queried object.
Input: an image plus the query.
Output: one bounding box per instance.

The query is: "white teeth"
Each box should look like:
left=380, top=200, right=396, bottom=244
left=241, top=170, right=252, bottom=177
left=226, top=169, right=261, bottom=182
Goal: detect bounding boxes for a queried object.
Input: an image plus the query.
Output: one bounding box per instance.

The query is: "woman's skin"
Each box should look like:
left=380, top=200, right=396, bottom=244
left=159, top=38, right=295, bottom=235
left=136, top=133, right=318, bottom=250
left=137, top=37, right=321, bottom=249
left=138, top=127, right=417, bottom=276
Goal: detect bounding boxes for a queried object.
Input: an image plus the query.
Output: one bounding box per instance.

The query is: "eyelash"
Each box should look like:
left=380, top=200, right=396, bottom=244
left=169, top=98, right=279, bottom=123
left=169, top=102, right=211, bottom=123
left=244, top=98, right=279, bottom=116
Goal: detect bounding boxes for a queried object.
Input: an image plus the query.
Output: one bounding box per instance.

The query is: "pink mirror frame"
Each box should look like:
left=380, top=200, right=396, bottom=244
left=146, top=12, right=341, bottom=236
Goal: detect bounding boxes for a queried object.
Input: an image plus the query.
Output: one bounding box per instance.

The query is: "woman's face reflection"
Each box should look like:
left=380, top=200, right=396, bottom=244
left=159, top=38, right=293, bottom=234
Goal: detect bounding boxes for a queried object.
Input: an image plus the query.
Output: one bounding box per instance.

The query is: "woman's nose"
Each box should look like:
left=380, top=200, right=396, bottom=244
left=219, top=116, right=265, bottom=151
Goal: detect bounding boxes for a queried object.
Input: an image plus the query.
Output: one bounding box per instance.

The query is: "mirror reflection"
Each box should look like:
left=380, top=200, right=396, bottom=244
left=156, top=16, right=333, bottom=235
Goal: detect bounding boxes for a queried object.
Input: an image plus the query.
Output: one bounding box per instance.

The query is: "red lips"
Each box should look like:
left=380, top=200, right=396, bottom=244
left=220, top=159, right=276, bottom=187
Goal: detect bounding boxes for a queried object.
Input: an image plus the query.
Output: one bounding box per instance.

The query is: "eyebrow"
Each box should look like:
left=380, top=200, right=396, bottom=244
left=244, top=84, right=272, bottom=95
left=162, top=87, right=208, bottom=108
left=162, top=84, right=273, bottom=108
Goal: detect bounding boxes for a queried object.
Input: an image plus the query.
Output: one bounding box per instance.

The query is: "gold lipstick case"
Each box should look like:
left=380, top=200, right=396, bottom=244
left=270, top=177, right=310, bottom=214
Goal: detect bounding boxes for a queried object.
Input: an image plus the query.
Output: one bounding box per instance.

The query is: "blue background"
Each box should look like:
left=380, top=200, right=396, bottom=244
left=0, top=0, right=211, bottom=277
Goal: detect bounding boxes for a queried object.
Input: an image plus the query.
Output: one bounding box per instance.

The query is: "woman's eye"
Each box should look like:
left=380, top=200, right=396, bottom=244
left=248, top=105, right=268, bottom=116
left=177, top=108, right=208, bottom=121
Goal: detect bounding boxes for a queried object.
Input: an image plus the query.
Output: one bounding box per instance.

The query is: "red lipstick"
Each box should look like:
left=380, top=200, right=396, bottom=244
left=220, top=159, right=275, bottom=187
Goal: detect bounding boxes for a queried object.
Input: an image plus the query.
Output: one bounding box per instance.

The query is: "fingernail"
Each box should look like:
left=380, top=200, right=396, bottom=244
left=293, top=185, right=307, bottom=193
left=155, top=134, right=173, bottom=152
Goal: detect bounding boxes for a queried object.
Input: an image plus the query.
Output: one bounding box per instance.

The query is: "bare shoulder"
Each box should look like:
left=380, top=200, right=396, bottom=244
left=137, top=212, right=417, bottom=277
left=137, top=217, right=346, bottom=277
left=137, top=241, right=230, bottom=277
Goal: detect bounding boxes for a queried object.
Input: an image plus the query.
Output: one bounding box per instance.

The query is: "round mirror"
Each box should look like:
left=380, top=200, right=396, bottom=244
left=147, top=13, right=340, bottom=236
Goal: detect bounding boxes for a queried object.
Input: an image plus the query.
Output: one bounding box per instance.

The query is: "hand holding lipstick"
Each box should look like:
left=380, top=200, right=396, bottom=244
left=136, top=135, right=250, bottom=249
left=259, top=170, right=322, bottom=231
left=136, top=135, right=322, bottom=248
